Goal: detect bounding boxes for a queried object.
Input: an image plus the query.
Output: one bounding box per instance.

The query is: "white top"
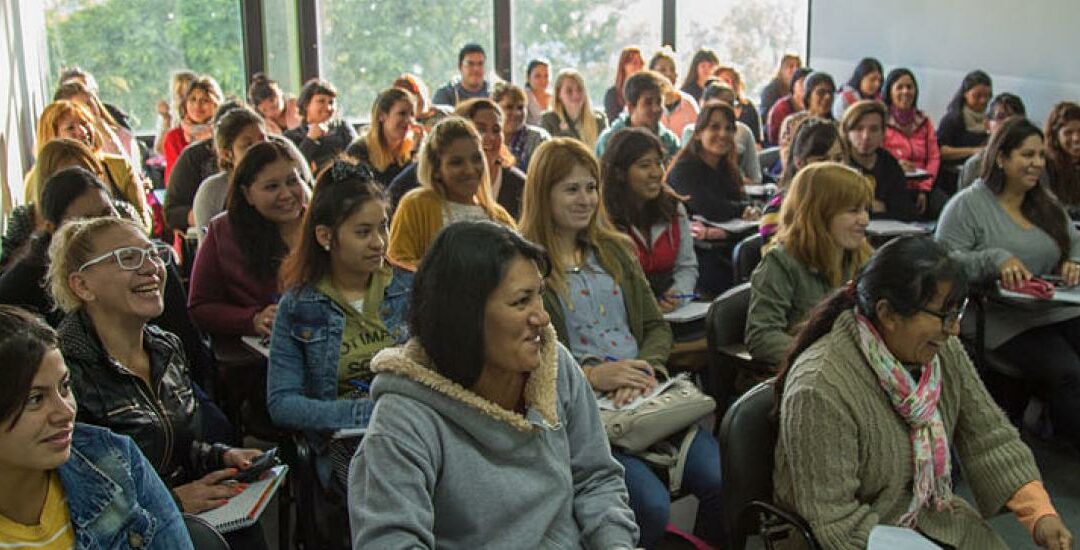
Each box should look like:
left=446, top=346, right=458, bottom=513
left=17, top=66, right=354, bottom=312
left=442, top=202, right=489, bottom=225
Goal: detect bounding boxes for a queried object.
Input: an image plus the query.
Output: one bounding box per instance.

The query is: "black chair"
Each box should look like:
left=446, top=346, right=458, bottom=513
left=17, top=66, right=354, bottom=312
left=183, top=514, right=230, bottom=550
left=969, top=286, right=1044, bottom=429
left=718, top=381, right=819, bottom=550
left=732, top=233, right=764, bottom=284
left=704, top=283, right=774, bottom=415
left=758, top=146, right=780, bottom=180
left=280, top=433, right=351, bottom=550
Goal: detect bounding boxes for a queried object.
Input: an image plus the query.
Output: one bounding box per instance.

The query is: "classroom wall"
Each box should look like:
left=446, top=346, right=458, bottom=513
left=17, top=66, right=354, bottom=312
left=1, top=0, right=48, bottom=228
left=808, top=0, right=1080, bottom=128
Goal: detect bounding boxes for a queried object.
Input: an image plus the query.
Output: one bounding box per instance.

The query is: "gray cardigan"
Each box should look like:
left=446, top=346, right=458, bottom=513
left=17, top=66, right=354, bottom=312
left=935, top=180, right=1080, bottom=348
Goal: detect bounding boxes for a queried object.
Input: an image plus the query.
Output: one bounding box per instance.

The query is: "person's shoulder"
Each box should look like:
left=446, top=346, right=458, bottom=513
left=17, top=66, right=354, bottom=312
left=504, top=165, right=526, bottom=185
left=527, top=124, right=551, bottom=139
left=399, top=186, right=440, bottom=208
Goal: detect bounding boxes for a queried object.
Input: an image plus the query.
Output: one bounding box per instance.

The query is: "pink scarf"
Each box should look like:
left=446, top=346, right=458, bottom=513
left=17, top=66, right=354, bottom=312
left=854, top=311, right=953, bottom=527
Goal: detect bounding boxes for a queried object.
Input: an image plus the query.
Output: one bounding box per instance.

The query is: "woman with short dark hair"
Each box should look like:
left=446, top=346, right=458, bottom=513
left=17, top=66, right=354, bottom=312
left=773, top=236, right=1072, bottom=549
left=349, top=220, right=639, bottom=549
left=285, top=78, right=357, bottom=173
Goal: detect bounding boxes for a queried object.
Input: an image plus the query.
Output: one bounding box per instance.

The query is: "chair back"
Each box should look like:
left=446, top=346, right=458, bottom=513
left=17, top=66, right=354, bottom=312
left=758, top=146, right=780, bottom=174
left=705, top=282, right=752, bottom=351
left=732, top=233, right=764, bottom=283
left=718, top=380, right=777, bottom=549
left=183, top=514, right=230, bottom=550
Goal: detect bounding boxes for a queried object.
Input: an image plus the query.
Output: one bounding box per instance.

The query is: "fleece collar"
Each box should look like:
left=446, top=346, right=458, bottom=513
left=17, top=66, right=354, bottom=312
left=370, top=324, right=560, bottom=432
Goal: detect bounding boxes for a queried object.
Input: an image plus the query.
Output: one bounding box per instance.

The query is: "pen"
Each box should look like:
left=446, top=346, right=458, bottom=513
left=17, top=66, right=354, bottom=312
left=665, top=293, right=698, bottom=301
left=348, top=379, right=371, bottom=393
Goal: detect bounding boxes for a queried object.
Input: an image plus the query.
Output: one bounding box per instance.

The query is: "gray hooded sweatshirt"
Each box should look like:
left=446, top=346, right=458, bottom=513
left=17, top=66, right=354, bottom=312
left=349, top=325, right=639, bottom=549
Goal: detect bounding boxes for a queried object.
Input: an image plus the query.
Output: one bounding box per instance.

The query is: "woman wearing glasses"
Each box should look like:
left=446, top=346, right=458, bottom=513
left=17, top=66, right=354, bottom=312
left=936, top=117, right=1080, bottom=454
left=46, top=217, right=265, bottom=515
left=773, top=236, right=1071, bottom=550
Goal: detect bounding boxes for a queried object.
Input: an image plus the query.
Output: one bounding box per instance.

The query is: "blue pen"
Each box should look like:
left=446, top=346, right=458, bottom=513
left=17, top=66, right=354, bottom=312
left=348, top=379, right=371, bottom=393
left=666, top=293, right=698, bottom=301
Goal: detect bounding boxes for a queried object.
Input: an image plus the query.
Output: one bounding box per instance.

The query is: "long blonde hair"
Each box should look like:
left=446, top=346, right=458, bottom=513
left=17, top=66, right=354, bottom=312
left=363, top=87, right=416, bottom=171
left=519, top=138, right=631, bottom=297
left=36, top=101, right=102, bottom=155
left=776, top=162, right=873, bottom=286
left=416, top=117, right=501, bottom=219
left=552, top=69, right=601, bottom=147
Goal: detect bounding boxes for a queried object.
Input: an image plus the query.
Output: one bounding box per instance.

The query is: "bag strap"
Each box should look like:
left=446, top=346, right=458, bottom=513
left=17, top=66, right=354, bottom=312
left=635, top=424, right=699, bottom=494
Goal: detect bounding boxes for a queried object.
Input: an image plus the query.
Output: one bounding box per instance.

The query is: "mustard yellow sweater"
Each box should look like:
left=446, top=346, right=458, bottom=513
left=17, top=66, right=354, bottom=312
left=388, top=187, right=516, bottom=270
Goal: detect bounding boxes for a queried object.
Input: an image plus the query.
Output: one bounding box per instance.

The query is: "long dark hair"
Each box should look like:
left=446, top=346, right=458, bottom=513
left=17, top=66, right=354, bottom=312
left=601, top=128, right=678, bottom=231
left=882, top=68, right=919, bottom=110
left=1045, top=101, right=1080, bottom=206
left=279, top=161, right=386, bottom=291
left=671, top=101, right=741, bottom=184
left=946, top=70, right=992, bottom=115
left=845, top=57, right=883, bottom=98
left=0, top=305, right=59, bottom=429
left=227, top=140, right=306, bottom=281
left=774, top=236, right=968, bottom=407
left=680, top=48, right=719, bottom=91
left=980, top=117, right=1071, bottom=263
left=410, top=221, right=550, bottom=388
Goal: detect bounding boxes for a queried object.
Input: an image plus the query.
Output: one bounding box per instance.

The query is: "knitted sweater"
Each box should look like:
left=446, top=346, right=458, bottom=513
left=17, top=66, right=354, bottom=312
left=387, top=187, right=516, bottom=270
left=774, top=310, right=1042, bottom=550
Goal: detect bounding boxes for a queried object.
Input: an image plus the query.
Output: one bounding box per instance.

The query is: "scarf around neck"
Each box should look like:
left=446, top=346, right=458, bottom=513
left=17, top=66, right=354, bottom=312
left=962, top=106, right=988, bottom=134
left=853, top=311, right=953, bottom=527
left=889, top=105, right=918, bottom=129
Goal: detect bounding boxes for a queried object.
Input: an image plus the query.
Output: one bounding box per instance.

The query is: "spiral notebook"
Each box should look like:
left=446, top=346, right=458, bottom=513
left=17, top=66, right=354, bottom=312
left=197, top=465, right=288, bottom=533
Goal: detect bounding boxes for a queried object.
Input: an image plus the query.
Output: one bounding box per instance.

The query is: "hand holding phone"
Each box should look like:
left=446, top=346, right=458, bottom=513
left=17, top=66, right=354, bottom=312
left=225, top=448, right=279, bottom=484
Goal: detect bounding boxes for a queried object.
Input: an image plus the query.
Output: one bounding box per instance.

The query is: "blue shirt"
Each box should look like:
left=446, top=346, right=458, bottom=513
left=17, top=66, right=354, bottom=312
left=558, top=253, right=639, bottom=364
left=595, top=113, right=680, bottom=160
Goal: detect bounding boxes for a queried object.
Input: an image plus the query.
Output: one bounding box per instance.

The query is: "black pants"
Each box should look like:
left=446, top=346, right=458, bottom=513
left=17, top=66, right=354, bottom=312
left=995, top=316, right=1080, bottom=450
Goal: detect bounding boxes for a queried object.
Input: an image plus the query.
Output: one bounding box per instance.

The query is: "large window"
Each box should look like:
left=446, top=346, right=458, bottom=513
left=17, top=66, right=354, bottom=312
left=318, top=1, right=494, bottom=121
left=512, top=0, right=662, bottom=111
left=45, top=0, right=246, bottom=132
left=263, top=0, right=302, bottom=96
left=676, top=0, right=808, bottom=102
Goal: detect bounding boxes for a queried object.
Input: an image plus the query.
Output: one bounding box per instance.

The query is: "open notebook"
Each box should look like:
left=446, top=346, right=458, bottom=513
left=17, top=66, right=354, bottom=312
left=197, top=465, right=288, bottom=533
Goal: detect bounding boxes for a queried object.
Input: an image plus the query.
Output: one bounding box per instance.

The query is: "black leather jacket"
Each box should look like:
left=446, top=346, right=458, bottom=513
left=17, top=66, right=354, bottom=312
left=59, top=310, right=228, bottom=487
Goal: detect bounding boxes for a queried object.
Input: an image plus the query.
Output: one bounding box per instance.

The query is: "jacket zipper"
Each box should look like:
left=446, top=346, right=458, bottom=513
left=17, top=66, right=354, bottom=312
left=116, top=361, right=175, bottom=475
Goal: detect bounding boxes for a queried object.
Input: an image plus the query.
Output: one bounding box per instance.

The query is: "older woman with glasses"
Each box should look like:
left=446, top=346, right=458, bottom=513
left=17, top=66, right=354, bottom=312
left=773, top=236, right=1072, bottom=550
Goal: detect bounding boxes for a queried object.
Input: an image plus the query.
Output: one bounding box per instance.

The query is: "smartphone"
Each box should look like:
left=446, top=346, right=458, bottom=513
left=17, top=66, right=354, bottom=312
left=1042, top=275, right=1074, bottom=288
left=227, top=447, right=280, bottom=484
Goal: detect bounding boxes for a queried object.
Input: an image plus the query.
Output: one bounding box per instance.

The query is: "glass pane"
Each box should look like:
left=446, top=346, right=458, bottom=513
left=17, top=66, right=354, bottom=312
left=263, top=0, right=301, bottom=95
left=318, top=1, right=494, bottom=121
left=45, top=0, right=246, bottom=133
left=512, top=0, right=662, bottom=112
left=676, top=0, right=809, bottom=100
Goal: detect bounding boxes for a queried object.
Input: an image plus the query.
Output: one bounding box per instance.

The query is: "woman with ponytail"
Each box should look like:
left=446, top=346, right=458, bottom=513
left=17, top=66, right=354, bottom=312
left=773, top=236, right=1071, bottom=550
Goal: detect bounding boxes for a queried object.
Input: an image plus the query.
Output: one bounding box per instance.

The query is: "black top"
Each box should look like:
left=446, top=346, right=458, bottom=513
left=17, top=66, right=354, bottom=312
left=759, top=77, right=785, bottom=123
left=850, top=149, right=919, bottom=222
left=936, top=110, right=989, bottom=150
left=681, top=82, right=704, bottom=106
left=387, top=162, right=420, bottom=216
left=59, top=311, right=229, bottom=487
left=738, top=99, right=763, bottom=144
left=604, top=86, right=624, bottom=124
left=666, top=153, right=745, bottom=222
left=285, top=119, right=357, bottom=174
left=344, top=138, right=413, bottom=188
left=164, top=139, right=217, bottom=232
left=0, top=235, right=57, bottom=325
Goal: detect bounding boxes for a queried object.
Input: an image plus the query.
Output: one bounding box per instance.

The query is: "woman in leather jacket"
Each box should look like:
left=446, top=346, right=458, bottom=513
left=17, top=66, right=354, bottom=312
left=45, top=216, right=264, bottom=516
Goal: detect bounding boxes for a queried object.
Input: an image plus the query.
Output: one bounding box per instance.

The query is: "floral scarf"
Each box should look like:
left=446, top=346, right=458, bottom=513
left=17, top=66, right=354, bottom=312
left=854, top=311, right=953, bottom=527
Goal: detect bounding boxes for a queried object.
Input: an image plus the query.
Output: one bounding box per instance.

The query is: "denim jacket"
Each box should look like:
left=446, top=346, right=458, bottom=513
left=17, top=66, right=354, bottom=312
left=60, top=423, right=192, bottom=549
left=267, top=267, right=412, bottom=480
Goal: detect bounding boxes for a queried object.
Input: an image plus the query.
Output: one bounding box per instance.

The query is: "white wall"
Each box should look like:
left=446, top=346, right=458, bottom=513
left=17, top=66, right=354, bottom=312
left=809, top=0, right=1080, bottom=127
left=1, top=0, right=49, bottom=231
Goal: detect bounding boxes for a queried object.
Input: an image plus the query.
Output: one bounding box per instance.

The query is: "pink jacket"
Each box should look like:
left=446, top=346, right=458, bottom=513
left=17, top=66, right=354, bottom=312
left=884, top=113, right=940, bottom=192
left=662, top=91, right=700, bottom=138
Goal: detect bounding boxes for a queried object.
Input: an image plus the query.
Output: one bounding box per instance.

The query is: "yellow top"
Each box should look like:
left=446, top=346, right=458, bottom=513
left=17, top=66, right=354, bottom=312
left=388, top=187, right=516, bottom=270
left=0, top=472, right=75, bottom=549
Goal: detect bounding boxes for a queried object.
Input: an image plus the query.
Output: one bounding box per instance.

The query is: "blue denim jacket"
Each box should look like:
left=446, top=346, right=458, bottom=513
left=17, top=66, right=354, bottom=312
left=59, top=423, right=192, bottom=549
left=267, top=267, right=412, bottom=481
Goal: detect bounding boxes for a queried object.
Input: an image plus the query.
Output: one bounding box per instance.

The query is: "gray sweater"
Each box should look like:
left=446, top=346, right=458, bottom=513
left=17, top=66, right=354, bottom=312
left=191, top=171, right=229, bottom=245
left=935, top=180, right=1080, bottom=348
left=349, top=326, right=639, bottom=549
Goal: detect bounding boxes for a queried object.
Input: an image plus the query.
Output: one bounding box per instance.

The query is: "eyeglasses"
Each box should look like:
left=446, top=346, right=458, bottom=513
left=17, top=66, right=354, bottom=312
left=78, top=243, right=173, bottom=272
left=918, top=298, right=968, bottom=328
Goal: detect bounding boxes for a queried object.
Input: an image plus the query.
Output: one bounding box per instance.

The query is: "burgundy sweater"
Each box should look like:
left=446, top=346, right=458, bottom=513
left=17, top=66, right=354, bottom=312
left=187, top=213, right=278, bottom=338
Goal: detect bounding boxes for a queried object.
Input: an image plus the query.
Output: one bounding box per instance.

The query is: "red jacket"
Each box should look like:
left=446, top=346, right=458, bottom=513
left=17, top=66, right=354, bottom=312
left=884, top=112, right=940, bottom=192
left=162, top=127, right=190, bottom=186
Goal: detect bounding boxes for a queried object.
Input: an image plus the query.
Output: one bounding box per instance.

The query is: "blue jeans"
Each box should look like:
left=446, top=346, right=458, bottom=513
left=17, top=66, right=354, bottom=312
left=613, top=428, right=724, bottom=549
